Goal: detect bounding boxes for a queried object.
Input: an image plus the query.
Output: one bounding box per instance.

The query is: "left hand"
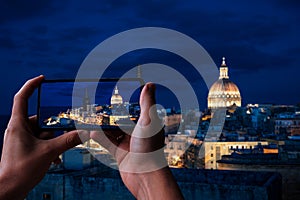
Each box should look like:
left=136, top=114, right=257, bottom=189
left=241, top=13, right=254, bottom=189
left=0, top=75, right=89, bottom=200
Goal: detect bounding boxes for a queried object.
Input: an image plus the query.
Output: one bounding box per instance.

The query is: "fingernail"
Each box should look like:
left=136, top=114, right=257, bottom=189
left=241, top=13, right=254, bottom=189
left=147, top=83, right=155, bottom=93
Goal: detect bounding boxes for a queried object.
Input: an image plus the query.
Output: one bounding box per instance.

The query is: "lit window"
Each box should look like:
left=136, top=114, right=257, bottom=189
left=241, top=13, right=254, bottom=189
left=43, top=193, right=52, bottom=200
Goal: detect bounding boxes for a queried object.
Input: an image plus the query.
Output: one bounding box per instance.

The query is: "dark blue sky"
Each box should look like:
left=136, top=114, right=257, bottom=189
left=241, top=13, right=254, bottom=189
left=1, top=0, right=300, bottom=115
left=39, top=80, right=141, bottom=107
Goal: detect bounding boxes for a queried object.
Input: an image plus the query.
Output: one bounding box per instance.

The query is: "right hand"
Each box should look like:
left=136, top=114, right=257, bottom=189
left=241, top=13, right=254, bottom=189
left=90, top=83, right=183, bottom=199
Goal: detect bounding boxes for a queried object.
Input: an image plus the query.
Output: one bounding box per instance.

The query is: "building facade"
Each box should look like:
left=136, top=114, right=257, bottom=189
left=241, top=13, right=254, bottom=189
left=204, top=141, right=268, bottom=169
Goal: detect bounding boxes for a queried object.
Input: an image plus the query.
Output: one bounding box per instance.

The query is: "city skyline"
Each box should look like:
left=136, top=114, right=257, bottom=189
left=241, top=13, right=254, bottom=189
left=38, top=80, right=141, bottom=129
left=0, top=1, right=300, bottom=115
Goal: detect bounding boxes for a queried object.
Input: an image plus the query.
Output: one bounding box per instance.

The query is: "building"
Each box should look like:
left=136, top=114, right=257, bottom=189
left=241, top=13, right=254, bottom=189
left=203, top=141, right=268, bottom=169
left=82, top=88, right=91, bottom=112
left=246, top=104, right=273, bottom=132
left=110, top=86, right=123, bottom=105
left=163, top=112, right=182, bottom=135
left=63, top=148, right=93, bottom=170
left=164, top=135, right=188, bottom=167
left=275, top=112, right=300, bottom=136
left=217, top=140, right=300, bottom=200
left=208, top=57, right=241, bottom=109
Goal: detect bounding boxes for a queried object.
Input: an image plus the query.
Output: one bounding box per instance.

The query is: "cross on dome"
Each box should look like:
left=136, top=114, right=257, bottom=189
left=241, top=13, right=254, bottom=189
left=221, top=57, right=226, bottom=66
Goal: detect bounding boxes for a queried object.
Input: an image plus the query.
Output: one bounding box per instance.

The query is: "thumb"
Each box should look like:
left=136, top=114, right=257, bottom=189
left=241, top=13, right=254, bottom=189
left=50, top=130, right=90, bottom=155
left=138, top=83, right=158, bottom=126
left=132, top=83, right=163, bottom=139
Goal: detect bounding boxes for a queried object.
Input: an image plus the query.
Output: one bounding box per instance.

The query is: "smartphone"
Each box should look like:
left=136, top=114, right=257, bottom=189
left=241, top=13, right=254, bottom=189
left=37, top=78, right=143, bottom=131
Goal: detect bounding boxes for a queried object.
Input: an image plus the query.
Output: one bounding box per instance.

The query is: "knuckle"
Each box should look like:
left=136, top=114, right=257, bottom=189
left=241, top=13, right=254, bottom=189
left=13, top=92, right=25, bottom=102
left=6, top=119, right=20, bottom=134
left=4, top=127, right=12, bottom=135
left=13, top=92, right=21, bottom=101
left=65, top=134, right=79, bottom=148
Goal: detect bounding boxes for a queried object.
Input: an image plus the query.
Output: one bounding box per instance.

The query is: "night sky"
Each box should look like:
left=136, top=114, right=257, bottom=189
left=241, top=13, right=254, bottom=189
left=39, top=80, right=141, bottom=107
left=1, top=0, right=300, bottom=115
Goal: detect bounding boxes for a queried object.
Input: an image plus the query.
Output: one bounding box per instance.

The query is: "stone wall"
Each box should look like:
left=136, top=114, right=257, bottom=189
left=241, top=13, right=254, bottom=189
left=27, top=167, right=281, bottom=200
left=217, top=162, right=300, bottom=200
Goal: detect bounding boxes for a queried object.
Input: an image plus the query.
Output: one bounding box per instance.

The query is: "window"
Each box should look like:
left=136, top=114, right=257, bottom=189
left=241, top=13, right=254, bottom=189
left=211, top=154, right=214, bottom=157
left=288, top=153, right=297, bottom=159
left=43, top=193, right=52, bottom=200
left=216, top=146, right=221, bottom=160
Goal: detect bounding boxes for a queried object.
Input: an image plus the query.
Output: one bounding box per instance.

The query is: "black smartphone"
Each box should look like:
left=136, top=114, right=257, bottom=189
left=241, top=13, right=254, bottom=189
left=37, top=78, right=144, bottom=131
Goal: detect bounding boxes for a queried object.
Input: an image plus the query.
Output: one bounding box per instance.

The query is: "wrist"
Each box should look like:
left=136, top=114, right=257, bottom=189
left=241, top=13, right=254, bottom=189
left=118, top=148, right=167, bottom=173
left=136, top=167, right=172, bottom=199
left=0, top=167, right=29, bottom=200
left=121, top=167, right=184, bottom=200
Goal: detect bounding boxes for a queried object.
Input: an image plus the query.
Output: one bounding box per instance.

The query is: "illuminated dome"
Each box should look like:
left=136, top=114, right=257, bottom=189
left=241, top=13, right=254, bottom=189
left=111, top=86, right=123, bottom=105
left=208, top=57, right=241, bottom=109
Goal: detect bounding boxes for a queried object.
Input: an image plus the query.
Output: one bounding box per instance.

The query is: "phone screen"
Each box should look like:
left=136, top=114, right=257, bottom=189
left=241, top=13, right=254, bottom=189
left=38, top=78, right=143, bottom=130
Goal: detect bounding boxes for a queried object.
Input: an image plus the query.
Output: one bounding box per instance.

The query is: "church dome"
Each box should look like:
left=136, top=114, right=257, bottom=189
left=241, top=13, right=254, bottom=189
left=208, top=57, right=241, bottom=109
left=111, top=86, right=123, bottom=105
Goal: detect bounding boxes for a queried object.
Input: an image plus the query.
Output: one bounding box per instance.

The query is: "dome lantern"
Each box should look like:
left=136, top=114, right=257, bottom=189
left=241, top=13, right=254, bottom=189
left=219, top=57, right=229, bottom=79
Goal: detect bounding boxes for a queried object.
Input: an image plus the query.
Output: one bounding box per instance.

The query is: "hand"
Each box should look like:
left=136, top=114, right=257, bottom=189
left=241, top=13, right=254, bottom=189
left=91, top=83, right=184, bottom=200
left=0, top=76, right=89, bottom=200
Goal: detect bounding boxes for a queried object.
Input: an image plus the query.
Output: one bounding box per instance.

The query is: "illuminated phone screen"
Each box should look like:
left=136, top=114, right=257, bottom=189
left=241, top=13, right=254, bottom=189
left=38, top=79, right=142, bottom=130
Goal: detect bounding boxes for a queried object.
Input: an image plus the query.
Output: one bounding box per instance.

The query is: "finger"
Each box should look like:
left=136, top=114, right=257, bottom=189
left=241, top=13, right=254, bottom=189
left=29, top=115, right=37, bottom=126
left=50, top=130, right=90, bottom=155
left=90, top=130, right=130, bottom=164
left=38, top=131, right=55, bottom=140
left=138, top=83, right=158, bottom=126
left=28, top=115, right=39, bottom=134
left=90, top=130, right=119, bottom=154
left=132, top=83, right=163, bottom=139
left=12, top=75, right=44, bottom=118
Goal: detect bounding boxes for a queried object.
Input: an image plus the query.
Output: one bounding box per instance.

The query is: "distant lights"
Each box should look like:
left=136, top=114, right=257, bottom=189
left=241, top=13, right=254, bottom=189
left=247, top=104, right=259, bottom=108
